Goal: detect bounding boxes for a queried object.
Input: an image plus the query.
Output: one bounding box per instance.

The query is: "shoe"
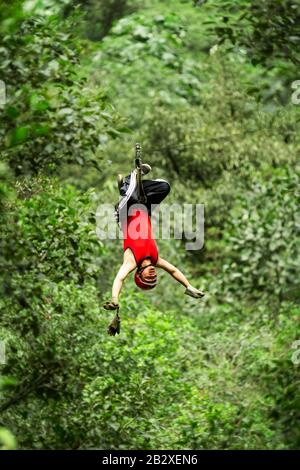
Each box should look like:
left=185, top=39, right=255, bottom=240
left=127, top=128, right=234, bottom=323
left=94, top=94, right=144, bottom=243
left=117, top=174, right=124, bottom=191
left=141, top=164, right=151, bottom=176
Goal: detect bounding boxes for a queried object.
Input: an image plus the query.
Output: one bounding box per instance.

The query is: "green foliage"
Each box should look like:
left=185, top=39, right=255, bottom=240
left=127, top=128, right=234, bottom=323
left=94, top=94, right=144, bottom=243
left=89, top=9, right=204, bottom=126
left=0, top=180, right=102, bottom=298
left=2, top=290, right=299, bottom=449
left=220, top=167, right=300, bottom=304
left=71, top=0, right=142, bottom=40
left=0, top=180, right=106, bottom=448
left=190, top=0, right=300, bottom=104
left=0, top=2, right=121, bottom=175
left=203, top=0, right=300, bottom=66
left=0, top=162, right=14, bottom=214
left=1, top=0, right=299, bottom=451
left=141, top=92, right=299, bottom=187
left=0, top=427, right=17, bottom=450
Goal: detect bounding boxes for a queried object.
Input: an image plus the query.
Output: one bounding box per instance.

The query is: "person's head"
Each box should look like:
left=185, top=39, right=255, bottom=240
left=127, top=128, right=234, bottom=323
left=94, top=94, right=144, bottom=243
left=134, top=258, right=157, bottom=290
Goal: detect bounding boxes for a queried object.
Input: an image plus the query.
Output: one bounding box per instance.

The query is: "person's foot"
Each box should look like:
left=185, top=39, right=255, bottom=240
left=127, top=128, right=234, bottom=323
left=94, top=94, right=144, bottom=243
left=117, top=174, right=124, bottom=191
left=141, top=163, right=151, bottom=176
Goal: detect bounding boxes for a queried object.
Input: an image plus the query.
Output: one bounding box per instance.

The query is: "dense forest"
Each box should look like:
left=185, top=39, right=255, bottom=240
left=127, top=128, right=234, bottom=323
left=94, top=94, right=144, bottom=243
left=0, top=0, right=299, bottom=450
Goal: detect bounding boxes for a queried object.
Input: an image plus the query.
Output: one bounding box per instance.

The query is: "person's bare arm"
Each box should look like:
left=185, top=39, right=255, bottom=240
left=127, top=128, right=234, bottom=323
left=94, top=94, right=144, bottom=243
left=111, top=261, right=136, bottom=304
left=156, top=257, right=189, bottom=287
left=104, top=249, right=136, bottom=309
left=156, top=257, right=205, bottom=298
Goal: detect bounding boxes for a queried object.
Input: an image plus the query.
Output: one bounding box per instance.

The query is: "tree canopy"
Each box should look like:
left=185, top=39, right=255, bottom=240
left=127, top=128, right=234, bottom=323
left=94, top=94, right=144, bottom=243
left=0, top=0, right=299, bottom=450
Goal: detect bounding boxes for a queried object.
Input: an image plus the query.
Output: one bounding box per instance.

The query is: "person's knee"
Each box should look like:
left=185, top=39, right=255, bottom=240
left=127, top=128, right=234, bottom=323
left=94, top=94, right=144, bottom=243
left=155, top=179, right=170, bottom=189
left=161, top=181, right=171, bottom=195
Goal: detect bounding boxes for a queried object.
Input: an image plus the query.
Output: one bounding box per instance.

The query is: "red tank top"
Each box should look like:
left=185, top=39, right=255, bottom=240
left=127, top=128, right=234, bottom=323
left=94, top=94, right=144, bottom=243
left=122, top=208, right=158, bottom=267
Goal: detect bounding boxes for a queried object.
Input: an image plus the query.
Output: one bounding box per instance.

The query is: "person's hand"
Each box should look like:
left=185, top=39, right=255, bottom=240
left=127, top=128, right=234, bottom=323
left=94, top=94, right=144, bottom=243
left=184, top=284, right=205, bottom=299
left=103, top=300, right=119, bottom=310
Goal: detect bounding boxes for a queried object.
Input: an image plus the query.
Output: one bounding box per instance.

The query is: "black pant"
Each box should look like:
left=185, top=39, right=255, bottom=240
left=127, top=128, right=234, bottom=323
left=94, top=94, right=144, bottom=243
left=118, top=173, right=170, bottom=220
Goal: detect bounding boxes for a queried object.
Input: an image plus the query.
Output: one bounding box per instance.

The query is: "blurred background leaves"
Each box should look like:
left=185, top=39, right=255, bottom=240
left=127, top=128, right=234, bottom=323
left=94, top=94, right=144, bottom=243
left=0, top=0, right=299, bottom=450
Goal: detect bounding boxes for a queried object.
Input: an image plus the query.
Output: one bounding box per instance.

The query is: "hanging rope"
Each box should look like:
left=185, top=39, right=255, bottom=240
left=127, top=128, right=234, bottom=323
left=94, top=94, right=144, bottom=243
left=135, top=142, right=147, bottom=204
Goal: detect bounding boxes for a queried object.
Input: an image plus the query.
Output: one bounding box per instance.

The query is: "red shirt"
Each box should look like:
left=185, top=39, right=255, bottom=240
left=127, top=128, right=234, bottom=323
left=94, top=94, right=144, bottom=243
left=122, top=208, right=158, bottom=267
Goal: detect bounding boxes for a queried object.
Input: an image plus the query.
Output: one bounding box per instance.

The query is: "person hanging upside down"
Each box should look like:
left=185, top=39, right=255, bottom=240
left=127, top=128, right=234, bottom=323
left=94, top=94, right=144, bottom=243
left=103, top=163, right=205, bottom=329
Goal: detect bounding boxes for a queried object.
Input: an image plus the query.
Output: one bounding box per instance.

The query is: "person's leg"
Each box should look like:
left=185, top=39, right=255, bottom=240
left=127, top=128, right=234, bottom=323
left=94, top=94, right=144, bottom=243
left=115, top=171, right=139, bottom=224
left=118, top=170, right=139, bottom=206
left=143, top=179, right=171, bottom=214
left=119, top=173, right=133, bottom=197
left=116, top=172, right=170, bottom=221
